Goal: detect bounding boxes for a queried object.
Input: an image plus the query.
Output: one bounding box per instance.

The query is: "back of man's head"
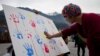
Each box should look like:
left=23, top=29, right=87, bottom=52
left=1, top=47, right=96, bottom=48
left=62, top=3, right=81, bottom=18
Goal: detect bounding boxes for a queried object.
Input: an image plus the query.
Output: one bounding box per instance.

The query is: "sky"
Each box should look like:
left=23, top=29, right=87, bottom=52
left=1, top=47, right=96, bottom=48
left=0, top=0, right=100, bottom=14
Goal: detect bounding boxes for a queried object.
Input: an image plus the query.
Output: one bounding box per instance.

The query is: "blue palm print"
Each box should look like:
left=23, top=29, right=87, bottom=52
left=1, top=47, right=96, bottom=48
left=19, top=13, right=26, bottom=26
left=16, top=32, right=23, bottom=39
left=23, top=43, right=34, bottom=56
left=34, top=33, right=43, bottom=45
left=13, top=31, right=23, bottom=39
left=19, top=13, right=25, bottom=20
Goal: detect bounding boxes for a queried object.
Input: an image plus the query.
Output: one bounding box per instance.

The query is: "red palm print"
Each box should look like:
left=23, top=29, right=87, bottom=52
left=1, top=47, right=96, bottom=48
left=9, top=14, right=19, bottom=23
left=29, top=20, right=36, bottom=28
left=44, top=44, right=49, bottom=53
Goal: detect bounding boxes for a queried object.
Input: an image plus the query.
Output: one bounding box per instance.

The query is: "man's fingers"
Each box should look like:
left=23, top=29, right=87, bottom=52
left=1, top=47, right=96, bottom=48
left=44, top=31, right=51, bottom=39
left=44, top=31, right=49, bottom=36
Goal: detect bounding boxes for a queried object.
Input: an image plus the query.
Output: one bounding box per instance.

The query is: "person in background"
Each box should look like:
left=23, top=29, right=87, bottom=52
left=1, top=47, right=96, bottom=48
left=44, top=3, right=100, bottom=56
left=73, top=34, right=86, bottom=56
left=71, top=35, right=77, bottom=47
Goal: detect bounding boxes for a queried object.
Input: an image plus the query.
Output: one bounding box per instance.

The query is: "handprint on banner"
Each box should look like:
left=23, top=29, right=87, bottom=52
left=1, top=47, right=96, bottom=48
left=34, top=32, right=43, bottom=45
left=13, top=31, right=23, bottom=39
left=19, top=13, right=25, bottom=20
left=19, top=13, right=26, bottom=26
left=36, top=18, right=46, bottom=30
left=9, top=13, right=19, bottom=23
left=16, top=32, right=23, bottom=39
left=49, top=39, right=56, bottom=50
left=29, top=20, right=36, bottom=28
left=23, top=43, right=34, bottom=56
left=36, top=19, right=44, bottom=25
left=37, top=19, right=49, bottom=32
left=27, top=33, right=32, bottom=39
left=44, top=44, right=49, bottom=53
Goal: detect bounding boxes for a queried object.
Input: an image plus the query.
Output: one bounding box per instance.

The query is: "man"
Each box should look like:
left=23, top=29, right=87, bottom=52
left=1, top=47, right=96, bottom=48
left=44, top=3, right=100, bottom=56
left=73, top=34, right=86, bottom=56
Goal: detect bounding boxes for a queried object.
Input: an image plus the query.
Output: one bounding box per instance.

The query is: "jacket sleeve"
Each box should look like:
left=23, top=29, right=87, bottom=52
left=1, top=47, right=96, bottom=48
left=61, top=23, right=79, bottom=39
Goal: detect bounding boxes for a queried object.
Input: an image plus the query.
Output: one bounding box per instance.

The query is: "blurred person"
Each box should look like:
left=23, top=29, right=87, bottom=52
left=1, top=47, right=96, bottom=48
left=73, top=34, right=86, bottom=56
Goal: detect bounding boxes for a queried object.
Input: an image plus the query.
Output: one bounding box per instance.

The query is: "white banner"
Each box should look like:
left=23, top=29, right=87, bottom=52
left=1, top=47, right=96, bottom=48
left=3, top=5, right=69, bottom=56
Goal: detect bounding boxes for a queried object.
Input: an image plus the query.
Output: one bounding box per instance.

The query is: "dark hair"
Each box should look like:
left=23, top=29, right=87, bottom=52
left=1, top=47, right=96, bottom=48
left=62, top=3, right=81, bottom=17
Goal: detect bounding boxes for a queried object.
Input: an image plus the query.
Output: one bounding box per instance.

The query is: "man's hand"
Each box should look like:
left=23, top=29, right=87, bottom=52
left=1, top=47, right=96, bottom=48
left=44, top=32, right=52, bottom=39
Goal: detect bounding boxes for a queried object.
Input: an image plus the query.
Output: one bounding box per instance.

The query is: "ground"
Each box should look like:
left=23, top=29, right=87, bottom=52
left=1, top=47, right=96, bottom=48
left=68, top=42, right=89, bottom=56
